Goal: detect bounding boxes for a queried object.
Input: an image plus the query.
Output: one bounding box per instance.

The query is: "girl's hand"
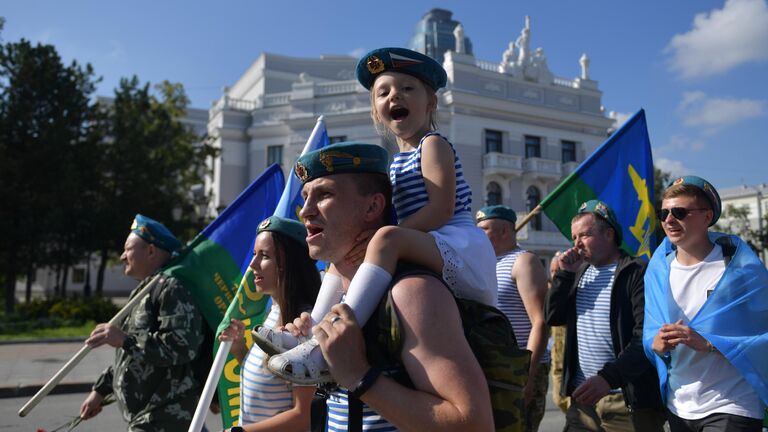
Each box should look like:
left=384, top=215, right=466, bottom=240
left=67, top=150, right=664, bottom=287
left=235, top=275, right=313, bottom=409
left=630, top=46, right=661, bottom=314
left=218, top=319, right=244, bottom=343
left=345, top=229, right=377, bottom=265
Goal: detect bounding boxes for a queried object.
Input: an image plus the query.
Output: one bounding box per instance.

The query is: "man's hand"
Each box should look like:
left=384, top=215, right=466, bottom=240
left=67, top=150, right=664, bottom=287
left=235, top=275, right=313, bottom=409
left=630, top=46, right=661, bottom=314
left=572, top=375, right=611, bottom=405
left=656, top=319, right=709, bottom=352
left=312, top=304, right=370, bottom=390
left=558, top=247, right=583, bottom=273
left=79, top=391, right=104, bottom=420
left=85, top=323, right=126, bottom=348
left=284, top=312, right=313, bottom=338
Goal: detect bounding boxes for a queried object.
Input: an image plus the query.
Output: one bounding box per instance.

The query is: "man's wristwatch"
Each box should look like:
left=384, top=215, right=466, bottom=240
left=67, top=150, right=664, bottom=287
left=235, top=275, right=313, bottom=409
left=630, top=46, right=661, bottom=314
left=227, top=427, right=244, bottom=432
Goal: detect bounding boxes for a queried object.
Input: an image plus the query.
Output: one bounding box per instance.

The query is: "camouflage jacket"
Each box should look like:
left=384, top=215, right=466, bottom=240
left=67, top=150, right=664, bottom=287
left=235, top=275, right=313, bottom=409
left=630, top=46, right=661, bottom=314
left=93, top=273, right=205, bottom=431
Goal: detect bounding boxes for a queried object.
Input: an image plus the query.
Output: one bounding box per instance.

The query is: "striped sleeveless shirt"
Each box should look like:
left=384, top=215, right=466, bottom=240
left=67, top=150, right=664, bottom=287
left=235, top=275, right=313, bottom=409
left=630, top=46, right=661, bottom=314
left=389, top=132, right=472, bottom=222
left=326, top=389, right=398, bottom=431
left=496, top=249, right=550, bottom=363
left=573, top=263, right=619, bottom=390
left=239, top=304, right=294, bottom=424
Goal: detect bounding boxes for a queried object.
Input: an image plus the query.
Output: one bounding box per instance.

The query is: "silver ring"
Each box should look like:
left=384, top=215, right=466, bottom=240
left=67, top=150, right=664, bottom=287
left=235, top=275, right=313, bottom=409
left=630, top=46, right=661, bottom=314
left=330, top=315, right=342, bottom=325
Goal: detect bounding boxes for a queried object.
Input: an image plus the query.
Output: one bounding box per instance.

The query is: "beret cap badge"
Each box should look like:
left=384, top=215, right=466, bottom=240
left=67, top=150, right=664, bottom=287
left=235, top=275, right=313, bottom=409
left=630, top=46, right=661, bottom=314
left=366, top=55, right=385, bottom=74
left=258, top=218, right=271, bottom=230
left=295, top=162, right=309, bottom=182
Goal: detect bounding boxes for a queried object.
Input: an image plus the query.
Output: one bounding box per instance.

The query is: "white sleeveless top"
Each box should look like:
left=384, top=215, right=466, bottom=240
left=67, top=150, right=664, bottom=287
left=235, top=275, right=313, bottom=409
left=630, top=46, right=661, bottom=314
left=239, top=304, right=294, bottom=424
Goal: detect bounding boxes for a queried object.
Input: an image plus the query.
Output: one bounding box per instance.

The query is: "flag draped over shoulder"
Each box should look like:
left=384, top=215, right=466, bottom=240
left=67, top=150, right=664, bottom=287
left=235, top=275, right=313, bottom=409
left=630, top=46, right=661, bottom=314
left=163, top=163, right=284, bottom=427
left=642, top=232, right=768, bottom=405
left=539, top=109, right=656, bottom=259
left=212, top=116, right=328, bottom=427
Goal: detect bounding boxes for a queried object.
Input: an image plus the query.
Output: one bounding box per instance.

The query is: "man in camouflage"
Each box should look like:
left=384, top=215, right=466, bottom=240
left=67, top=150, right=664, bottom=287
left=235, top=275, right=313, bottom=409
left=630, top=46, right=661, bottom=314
left=79, top=214, right=205, bottom=431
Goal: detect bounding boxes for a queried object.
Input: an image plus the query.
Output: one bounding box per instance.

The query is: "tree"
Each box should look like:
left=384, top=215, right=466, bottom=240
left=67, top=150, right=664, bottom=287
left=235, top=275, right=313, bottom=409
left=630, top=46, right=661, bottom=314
left=714, top=204, right=768, bottom=259
left=90, top=77, right=217, bottom=294
left=0, top=38, right=102, bottom=313
left=653, top=167, right=672, bottom=244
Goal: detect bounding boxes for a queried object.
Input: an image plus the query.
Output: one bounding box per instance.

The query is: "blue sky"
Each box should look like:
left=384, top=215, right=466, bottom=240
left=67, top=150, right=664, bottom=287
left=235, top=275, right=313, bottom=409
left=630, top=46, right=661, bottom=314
left=3, top=0, right=767, bottom=189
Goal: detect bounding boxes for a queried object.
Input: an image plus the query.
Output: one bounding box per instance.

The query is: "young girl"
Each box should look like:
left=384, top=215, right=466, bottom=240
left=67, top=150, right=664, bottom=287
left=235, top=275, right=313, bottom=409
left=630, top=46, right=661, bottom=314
left=218, top=216, right=320, bottom=431
left=266, top=47, right=498, bottom=384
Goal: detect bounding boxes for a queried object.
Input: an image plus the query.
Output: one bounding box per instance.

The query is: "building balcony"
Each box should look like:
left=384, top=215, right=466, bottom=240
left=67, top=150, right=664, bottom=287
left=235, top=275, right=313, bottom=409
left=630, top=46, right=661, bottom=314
left=562, top=161, right=579, bottom=176
left=482, top=152, right=523, bottom=177
left=523, top=157, right=562, bottom=181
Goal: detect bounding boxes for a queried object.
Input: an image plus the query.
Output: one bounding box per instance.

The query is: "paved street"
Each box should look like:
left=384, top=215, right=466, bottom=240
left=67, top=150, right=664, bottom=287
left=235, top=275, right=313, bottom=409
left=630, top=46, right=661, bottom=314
left=0, top=340, right=565, bottom=431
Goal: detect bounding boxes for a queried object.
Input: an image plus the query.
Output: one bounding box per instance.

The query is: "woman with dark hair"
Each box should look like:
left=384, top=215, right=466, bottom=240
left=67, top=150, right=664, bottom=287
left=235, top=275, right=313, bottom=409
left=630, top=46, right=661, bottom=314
left=219, top=216, right=320, bottom=431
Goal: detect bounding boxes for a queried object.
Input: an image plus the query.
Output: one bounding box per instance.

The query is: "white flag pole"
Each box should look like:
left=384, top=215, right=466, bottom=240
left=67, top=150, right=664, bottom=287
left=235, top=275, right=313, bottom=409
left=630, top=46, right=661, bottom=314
left=187, top=340, right=232, bottom=432
left=18, top=273, right=163, bottom=417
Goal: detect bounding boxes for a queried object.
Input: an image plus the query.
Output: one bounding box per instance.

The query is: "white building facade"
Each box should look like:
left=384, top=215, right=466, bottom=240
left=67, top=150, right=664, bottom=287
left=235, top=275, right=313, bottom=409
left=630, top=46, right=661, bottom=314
left=718, top=183, right=768, bottom=264
left=205, top=9, right=614, bottom=262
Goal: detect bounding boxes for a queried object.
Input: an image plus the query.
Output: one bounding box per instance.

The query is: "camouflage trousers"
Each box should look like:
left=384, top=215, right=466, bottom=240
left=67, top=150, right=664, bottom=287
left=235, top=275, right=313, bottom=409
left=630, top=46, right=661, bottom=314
left=566, top=393, right=667, bottom=432
left=549, top=325, right=570, bottom=413
left=525, top=361, right=550, bottom=432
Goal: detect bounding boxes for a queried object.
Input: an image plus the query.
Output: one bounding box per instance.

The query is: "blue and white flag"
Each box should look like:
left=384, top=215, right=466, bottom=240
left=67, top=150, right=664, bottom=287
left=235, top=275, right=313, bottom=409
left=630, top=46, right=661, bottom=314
left=642, top=232, right=768, bottom=405
left=273, top=115, right=329, bottom=220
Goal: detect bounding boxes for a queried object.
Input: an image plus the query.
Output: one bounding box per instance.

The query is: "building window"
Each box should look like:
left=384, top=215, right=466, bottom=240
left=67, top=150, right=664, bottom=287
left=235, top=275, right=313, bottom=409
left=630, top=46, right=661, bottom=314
left=525, top=135, right=541, bottom=159
left=526, top=186, right=542, bottom=230
left=267, top=145, right=283, bottom=167
left=72, top=268, right=86, bottom=284
left=561, top=140, right=576, bottom=163
left=486, top=182, right=502, bottom=206
left=484, top=130, right=503, bottom=154
left=329, top=135, right=347, bottom=144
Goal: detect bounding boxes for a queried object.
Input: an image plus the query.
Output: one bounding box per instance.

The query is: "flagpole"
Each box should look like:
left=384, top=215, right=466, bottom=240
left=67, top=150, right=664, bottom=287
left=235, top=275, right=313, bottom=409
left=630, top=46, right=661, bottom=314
left=18, top=273, right=163, bottom=417
left=187, top=340, right=232, bottom=432
left=187, top=271, right=251, bottom=432
left=515, top=205, right=543, bottom=232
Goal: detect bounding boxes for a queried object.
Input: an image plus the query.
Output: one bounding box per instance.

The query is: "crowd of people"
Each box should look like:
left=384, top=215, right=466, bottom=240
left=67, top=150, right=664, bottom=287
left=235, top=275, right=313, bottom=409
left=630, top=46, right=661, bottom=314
left=78, top=47, right=767, bottom=432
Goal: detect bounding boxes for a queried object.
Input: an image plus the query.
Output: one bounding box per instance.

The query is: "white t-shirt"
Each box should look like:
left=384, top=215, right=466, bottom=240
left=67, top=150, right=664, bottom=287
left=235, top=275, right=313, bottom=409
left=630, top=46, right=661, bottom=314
left=667, top=244, right=764, bottom=420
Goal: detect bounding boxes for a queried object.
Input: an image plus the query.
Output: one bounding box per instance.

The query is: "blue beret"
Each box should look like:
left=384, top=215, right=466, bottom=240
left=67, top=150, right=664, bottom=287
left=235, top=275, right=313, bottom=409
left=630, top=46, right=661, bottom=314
left=257, top=216, right=308, bottom=250
left=131, top=214, right=181, bottom=253
left=577, top=200, right=623, bottom=245
left=356, top=47, right=447, bottom=91
left=476, top=205, right=517, bottom=225
left=294, top=142, right=389, bottom=184
left=669, top=176, right=721, bottom=226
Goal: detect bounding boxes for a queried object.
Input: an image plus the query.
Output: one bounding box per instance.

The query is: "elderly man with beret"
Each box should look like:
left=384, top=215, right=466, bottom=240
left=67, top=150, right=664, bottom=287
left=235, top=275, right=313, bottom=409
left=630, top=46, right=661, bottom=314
left=79, top=214, right=206, bottom=431
left=545, top=200, right=665, bottom=431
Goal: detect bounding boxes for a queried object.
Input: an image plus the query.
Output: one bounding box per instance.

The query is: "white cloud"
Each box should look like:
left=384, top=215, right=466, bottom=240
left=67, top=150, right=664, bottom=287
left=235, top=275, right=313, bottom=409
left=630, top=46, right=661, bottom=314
left=678, top=91, right=766, bottom=128
left=664, top=134, right=706, bottom=152
left=666, top=0, right=768, bottom=79
left=655, top=158, right=693, bottom=177
left=347, top=47, right=366, bottom=58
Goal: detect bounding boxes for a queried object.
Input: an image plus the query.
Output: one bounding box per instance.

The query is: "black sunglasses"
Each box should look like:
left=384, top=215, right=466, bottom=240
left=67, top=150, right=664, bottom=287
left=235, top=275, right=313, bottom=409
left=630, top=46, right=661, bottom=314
left=658, top=207, right=709, bottom=221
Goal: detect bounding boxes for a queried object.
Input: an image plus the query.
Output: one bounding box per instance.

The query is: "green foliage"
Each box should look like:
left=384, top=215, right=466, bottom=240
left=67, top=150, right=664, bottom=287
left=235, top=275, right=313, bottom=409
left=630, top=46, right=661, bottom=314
left=653, top=167, right=672, bottom=243
left=0, top=296, right=117, bottom=335
left=0, top=34, right=217, bottom=308
left=0, top=320, right=96, bottom=339
left=714, top=204, right=767, bottom=255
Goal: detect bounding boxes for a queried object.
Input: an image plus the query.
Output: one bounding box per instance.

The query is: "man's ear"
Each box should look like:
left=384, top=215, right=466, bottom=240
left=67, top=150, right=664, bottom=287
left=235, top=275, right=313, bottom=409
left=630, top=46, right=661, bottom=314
left=363, top=193, right=387, bottom=222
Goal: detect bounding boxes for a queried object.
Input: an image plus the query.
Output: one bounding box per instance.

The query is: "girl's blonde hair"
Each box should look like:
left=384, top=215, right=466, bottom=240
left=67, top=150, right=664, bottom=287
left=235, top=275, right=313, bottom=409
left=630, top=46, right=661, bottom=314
left=369, top=77, right=438, bottom=139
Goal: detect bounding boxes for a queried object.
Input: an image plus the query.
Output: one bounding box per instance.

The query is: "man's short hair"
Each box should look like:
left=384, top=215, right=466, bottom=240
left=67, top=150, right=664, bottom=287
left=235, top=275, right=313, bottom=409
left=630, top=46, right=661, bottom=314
left=353, top=172, right=393, bottom=225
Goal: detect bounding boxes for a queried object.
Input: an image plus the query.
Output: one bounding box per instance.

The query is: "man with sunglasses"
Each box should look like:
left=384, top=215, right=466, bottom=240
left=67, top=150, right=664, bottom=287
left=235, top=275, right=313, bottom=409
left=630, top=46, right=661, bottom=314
left=546, top=200, right=666, bottom=431
left=644, top=176, right=767, bottom=432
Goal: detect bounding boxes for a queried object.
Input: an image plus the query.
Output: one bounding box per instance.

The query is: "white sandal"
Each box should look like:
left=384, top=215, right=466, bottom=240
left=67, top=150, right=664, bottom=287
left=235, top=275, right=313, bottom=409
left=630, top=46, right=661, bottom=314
left=267, top=338, right=333, bottom=385
left=251, top=325, right=303, bottom=356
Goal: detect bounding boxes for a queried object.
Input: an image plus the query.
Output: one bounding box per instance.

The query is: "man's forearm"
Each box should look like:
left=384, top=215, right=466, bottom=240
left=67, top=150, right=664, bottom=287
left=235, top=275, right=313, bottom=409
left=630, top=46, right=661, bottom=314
left=526, top=321, right=548, bottom=376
